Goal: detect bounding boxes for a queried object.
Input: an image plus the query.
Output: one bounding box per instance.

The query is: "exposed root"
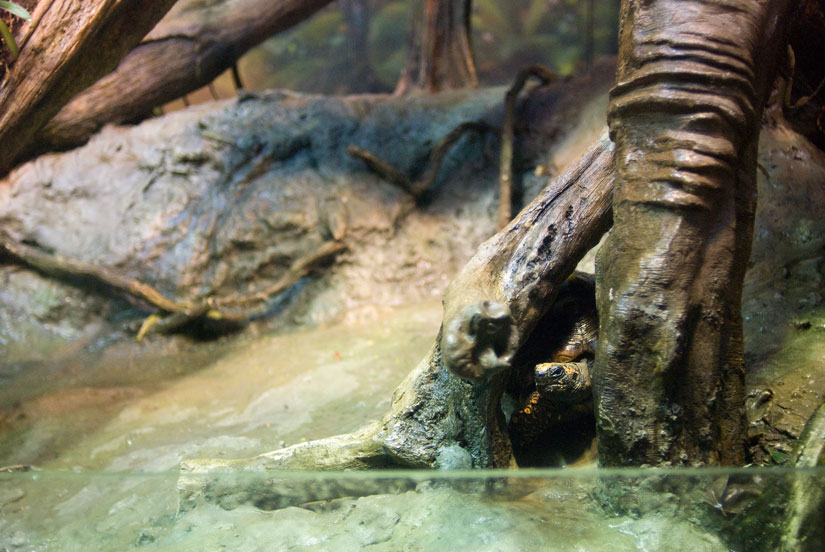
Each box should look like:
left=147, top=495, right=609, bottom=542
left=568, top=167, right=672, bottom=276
left=0, top=228, right=189, bottom=313
left=0, top=228, right=344, bottom=339
left=177, top=424, right=410, bottom=511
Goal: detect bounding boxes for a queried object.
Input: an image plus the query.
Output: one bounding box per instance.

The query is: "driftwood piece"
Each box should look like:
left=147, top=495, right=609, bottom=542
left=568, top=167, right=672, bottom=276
left=0, top=0, right=178, bottom=175
left=32, top=0, right=334, bottom=154
left=178, top=132, right=615, bottom=510
left=0, top=228, right=344, bottom=338
left=440, top=132, right=614, bottom=380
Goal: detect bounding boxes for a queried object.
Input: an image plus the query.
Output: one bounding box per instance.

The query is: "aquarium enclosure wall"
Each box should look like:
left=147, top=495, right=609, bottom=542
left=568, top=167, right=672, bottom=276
left=1, top=1, right=824, bottom=551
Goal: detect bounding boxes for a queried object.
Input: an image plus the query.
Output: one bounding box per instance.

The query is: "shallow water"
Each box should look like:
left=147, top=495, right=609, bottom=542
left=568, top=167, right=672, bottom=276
left=1, top=303, right=822, bottom=551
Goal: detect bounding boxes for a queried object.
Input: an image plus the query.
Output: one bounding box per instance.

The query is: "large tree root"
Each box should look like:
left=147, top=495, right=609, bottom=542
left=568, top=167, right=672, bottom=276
left=0, top=229, right=344, bottom=339
left=178, top=132, right=615, bottom=510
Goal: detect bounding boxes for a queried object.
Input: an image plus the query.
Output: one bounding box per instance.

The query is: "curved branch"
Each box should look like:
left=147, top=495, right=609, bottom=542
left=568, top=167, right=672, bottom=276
left=349, top=121, right=495, bottom=202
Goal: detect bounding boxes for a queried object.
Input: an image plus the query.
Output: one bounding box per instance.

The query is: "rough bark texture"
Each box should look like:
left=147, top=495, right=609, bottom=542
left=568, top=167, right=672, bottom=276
left=32, top=0, right=334, bottom=154
left=395, top=0, right=477, bottom=95
left=593, top=0, right=793, bottom=466
left=440, top=133, right=614, bottom=381
left=0, top=0, right=178, bottom=175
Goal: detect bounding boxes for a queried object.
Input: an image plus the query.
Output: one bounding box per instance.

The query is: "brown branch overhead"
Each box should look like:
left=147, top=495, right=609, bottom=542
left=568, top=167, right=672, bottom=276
left=33, top=0, right=335, bottom=154
left=0, top=0, right=178, bottom=175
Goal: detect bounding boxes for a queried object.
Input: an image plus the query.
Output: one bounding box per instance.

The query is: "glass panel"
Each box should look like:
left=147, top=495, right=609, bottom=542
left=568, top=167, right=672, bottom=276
left=2, top=466, right=822, bottom=551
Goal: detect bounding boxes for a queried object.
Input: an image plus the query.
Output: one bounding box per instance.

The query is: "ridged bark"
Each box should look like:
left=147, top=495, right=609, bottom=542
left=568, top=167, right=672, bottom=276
left=33, top=0, right=334, bottom=154
left=593, top=0, right=793, bottom=466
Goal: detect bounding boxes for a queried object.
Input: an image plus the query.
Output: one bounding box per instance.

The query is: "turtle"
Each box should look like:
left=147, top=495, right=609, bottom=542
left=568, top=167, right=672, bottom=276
left=507, top=272, right=598, bottom=452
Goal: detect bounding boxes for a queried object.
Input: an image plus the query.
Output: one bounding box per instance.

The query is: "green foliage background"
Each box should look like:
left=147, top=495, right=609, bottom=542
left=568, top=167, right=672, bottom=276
left=240, top=0, right=619, bottom=94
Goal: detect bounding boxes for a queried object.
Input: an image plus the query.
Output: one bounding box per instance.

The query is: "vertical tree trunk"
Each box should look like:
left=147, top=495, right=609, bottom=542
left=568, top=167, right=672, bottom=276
left=593, top=0, right=794, bottom=466
left=395, top=0, right=477, bottom=95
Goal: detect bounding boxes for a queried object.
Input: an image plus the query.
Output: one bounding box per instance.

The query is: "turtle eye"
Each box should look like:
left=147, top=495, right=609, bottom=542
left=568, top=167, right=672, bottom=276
left=548, top=364, right=566, bottom=379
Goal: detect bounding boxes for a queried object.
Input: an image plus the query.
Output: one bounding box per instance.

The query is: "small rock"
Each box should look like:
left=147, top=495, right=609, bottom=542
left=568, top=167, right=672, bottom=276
left=435, top=444, right=473, bottom=470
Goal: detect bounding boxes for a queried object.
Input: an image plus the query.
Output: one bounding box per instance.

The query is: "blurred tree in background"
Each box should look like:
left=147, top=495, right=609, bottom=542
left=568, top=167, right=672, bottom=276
left=235, top=0, right=619, bottom=95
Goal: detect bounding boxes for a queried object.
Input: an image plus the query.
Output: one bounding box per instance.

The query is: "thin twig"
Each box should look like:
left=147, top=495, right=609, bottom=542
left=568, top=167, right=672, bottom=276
left=214, top=241, right=345, bottom=310
left=499, top=65, right=558, bottom=230
left=347, top=145, right=415, bottom=196
left=231, top=63, right=244, bottom=91
left=0, top=228, right=189, bottom=313
left=0, top=229, right=344, bottom=339
left=412, top=121, right=494, bottom=197
left=349, top=121, right=494, bottom=202
left=784, top=45, right=825, bottom=110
